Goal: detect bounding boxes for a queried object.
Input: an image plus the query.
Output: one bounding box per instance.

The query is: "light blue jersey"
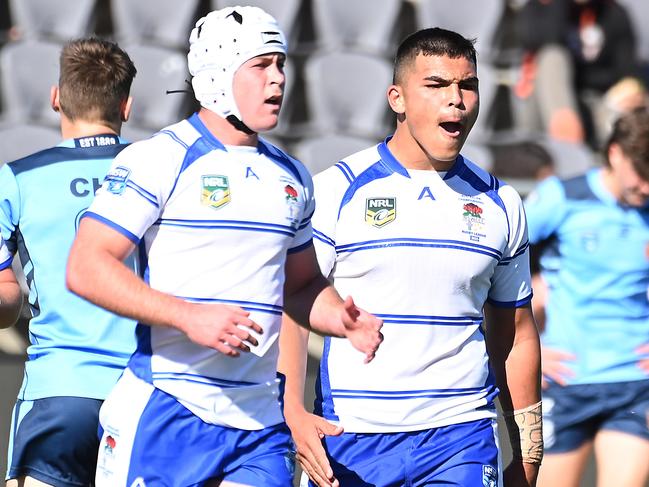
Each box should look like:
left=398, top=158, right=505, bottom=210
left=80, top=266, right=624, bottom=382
left=525, top=169, right=649, bottom=384
left=0, top=134, right=137, bottom=400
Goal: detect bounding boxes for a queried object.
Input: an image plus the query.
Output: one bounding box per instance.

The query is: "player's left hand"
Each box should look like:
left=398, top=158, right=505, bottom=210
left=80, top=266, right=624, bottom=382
left=636, top=343, right=649, bottom=373
left=340, top=295, right=383, bottom=363
left=503, top=459, right=539, bottom=487
left=285, top=407, right=343, bottom=487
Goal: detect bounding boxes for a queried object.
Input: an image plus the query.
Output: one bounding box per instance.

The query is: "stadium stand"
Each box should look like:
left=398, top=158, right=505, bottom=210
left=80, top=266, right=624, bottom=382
left=111, top=0, right=200, bottom=49
left=8, top=0, right=96, bottom=42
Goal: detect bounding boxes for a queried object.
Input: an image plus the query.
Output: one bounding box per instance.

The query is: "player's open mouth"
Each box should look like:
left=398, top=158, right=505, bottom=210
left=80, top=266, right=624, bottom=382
left=440, top=121, right=463, bottom=137
left=265, top=96, right=282, bottom=106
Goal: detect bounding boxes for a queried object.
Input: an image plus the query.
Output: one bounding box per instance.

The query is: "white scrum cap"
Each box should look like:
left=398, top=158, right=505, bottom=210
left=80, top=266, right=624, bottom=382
left=188, top=6, right=287, bottom=122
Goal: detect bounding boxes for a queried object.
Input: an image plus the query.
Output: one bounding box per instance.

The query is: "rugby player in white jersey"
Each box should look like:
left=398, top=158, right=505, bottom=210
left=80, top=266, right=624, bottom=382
left=0, top=236, right=21, bottom=327
left=279, top=27, right=543, bottom=487
left=66, top=6, right=383, bottom=487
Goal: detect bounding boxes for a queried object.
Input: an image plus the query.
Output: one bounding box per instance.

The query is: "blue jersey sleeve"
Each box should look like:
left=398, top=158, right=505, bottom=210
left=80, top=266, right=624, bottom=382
left=0, top=236, right=12, bottom=269
left=0, top=164, right=21, bottom=252
left=524, top=176, right=568, bottom=244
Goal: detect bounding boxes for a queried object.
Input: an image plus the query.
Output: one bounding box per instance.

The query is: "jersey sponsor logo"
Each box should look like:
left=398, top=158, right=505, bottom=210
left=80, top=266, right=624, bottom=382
left=366, top=197, right=396, bottom=228
left=201, top=175, right=231, bottom=209
left=418, top=186, right=435, bottom=200
left=104, top=166, right=131, bottom=195
left=482, top=465, right=497, bottom=487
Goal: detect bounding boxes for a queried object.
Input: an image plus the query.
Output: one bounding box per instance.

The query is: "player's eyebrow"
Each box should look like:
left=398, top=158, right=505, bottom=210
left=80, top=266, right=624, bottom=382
left=423, top=75, right=479, bottom=84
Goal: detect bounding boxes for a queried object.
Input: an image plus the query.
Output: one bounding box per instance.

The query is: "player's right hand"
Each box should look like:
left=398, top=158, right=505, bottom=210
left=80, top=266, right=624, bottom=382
left=179, top=303, right=263, bottom=356
left=286, top=406, right=343, bottom=487
left=541, top=346, right=575, bottom=387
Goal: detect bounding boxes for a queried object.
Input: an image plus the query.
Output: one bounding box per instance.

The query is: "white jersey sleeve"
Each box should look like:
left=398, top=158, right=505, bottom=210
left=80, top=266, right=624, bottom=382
left=311, top=166, right=350, bottom=276
left=487, top=184, right=532, bottom=307
left=287, top=156, right=316, bottom=253
left=86, top=137, right=181, bottom=242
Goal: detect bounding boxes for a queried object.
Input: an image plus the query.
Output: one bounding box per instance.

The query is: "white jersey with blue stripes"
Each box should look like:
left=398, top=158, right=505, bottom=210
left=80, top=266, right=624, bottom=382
left=86, top=114, right=315, bottom=430
left=0, top=236, right=11, bottom=270
left=312, top=139, right=532, bottom=433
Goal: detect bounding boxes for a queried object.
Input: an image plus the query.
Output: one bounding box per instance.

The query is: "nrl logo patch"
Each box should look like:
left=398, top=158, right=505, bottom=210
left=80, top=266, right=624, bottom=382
left=365, top=197, right=396, bottom=228
left=201, top=175, right=230, bottom=210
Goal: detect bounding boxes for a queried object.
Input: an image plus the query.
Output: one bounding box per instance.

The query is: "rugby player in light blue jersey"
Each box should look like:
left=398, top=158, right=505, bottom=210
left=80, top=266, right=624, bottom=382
left=66, top=6, right=383, bottom=487
left=0, top=235, right=21, bottom=327
left=280, top=27, right=543, bottom=487
left=1, top=38, right=138, bottom=487
left=526, top=106, right=649, bottom=487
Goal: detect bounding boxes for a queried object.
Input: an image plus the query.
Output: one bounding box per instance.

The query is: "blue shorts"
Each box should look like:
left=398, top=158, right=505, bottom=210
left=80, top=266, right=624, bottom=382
left=6, top=396, right=103, bottom=487
left=96, top=369, right=293, bottom=486
left=306, top=418, right=501, bottom=487
left=543, top=379, right=649, bottom=453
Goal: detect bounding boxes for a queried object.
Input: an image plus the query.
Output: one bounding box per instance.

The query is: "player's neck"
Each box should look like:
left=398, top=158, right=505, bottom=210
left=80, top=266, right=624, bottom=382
left=60, top=116, right=119, bottom=140
left=198, top=109, right=259, bottom=147
left=388, top=126, right=456, bottom=172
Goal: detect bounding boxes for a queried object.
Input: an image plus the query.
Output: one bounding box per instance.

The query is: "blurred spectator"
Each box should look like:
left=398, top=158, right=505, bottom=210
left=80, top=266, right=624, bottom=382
left=491, top=139, right=556, bottom=181
left=514, top=0, right=646, bottom=149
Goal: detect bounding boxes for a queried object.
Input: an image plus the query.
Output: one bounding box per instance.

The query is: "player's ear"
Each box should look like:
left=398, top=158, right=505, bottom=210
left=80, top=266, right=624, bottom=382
left=387, top=84, right=405, bottom=115
left=50, top=86, right=60, bottom=112
left=121, top=96, right=133, bottom=122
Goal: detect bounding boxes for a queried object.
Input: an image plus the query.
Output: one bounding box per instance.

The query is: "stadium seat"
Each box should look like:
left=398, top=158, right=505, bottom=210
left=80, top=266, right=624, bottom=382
left=0, top=124, right=60, bottom=163
left=617, top=0, right=649, bottom=64
left=311, top=0, right=402, bottom=55
left=123, top=44, right=190, bottom=131
left=111, top=0, right=201, bottom=49
left=293, top=133, right=380, bottom=175
left=303, top=51, right=393, bottom=139
left=0, top=40, right=61, bottom=128
left=542, top=137, right=596, bottom=179
left=211, top=0, right=303, bottom=47
left=415, top=0, right=505, bottom=60
left=120, top=124, right=156, bottom=143
left=9, top=0, right=96, bottom=42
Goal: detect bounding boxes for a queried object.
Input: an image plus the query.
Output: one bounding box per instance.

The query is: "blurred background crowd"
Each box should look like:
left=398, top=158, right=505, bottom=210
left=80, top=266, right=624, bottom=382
left=1, top=0, right=648, bottom=185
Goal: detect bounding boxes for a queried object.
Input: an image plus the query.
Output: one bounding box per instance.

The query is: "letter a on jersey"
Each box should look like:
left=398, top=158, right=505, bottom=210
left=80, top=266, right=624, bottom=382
left=201, top=175, right=231, bottom=209
left=366, top=197, right=396, bottom=228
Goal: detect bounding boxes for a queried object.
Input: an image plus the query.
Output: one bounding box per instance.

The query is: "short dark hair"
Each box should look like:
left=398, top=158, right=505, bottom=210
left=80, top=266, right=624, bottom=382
left=58, top=38, right=136, bottom=128
left=393, top=28, right=477, bottom=84
left=605, top=106, right=649, bottom=180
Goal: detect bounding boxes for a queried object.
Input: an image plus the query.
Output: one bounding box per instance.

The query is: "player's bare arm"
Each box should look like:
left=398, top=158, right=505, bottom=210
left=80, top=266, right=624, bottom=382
left=0, top=266, right=22, bottom=328
left=485, top=303, right=543, bottom=487
left=278, top=313, right=343, bottom=487
left=67, top=217, right=262, bottom=356
left=282, top=243, right=383, bottom=362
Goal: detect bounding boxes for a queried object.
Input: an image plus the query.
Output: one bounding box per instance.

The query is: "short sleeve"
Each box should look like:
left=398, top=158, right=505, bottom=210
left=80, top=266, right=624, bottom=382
left=524, top=176, right=567, bottom=245
left=85, top=138, right=179, bottom=243
left=288, top=163, right=316, bottom=253
left=311, top=165, right=350, bottom=278
left=487, top=185, right=533, bottom=308
left=0, top=164, right=21, bottom=253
